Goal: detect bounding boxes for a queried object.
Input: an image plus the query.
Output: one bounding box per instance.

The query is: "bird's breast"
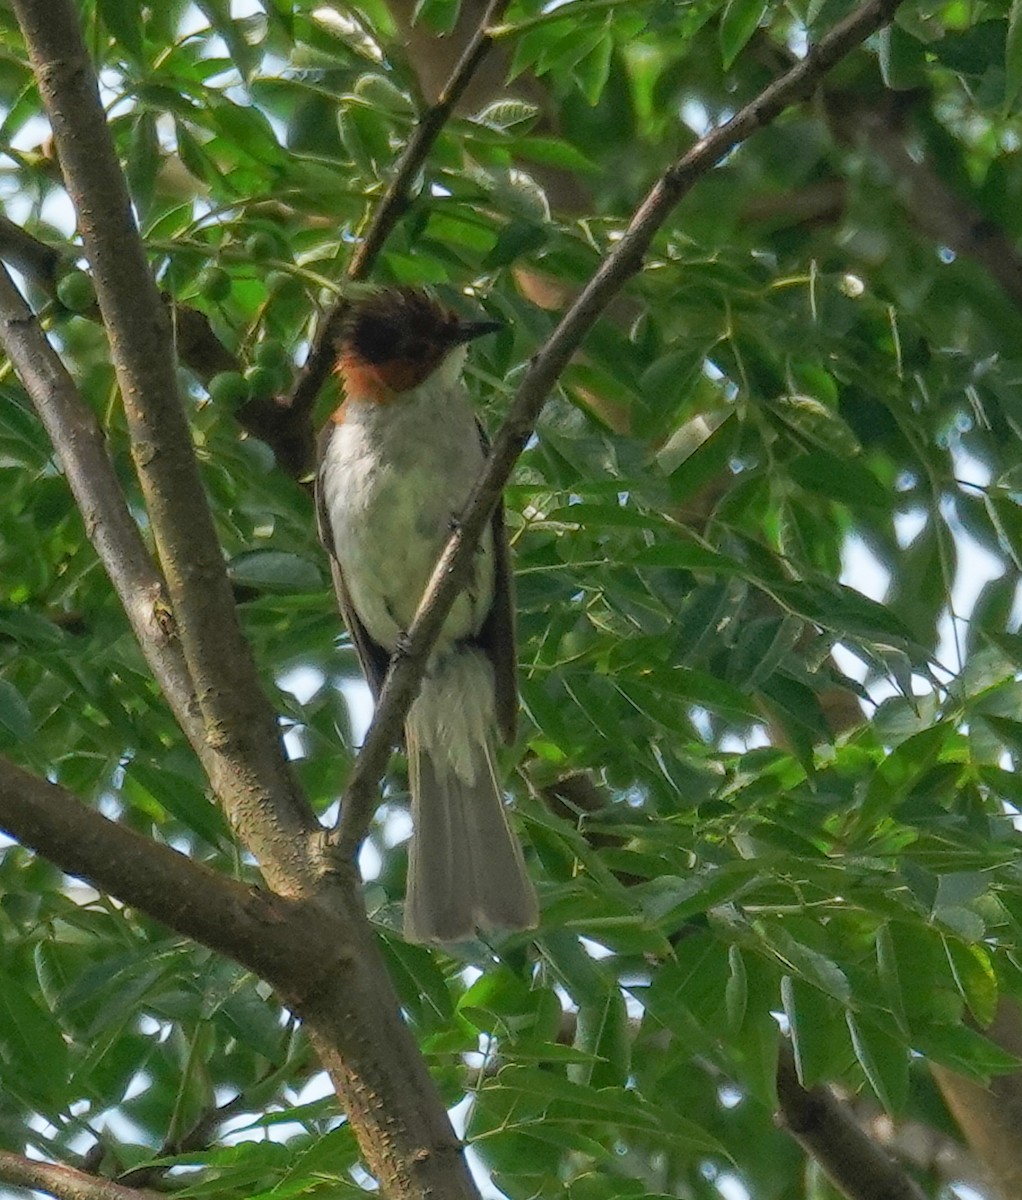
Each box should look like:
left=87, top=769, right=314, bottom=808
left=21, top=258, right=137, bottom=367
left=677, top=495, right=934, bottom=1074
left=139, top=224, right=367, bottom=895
left=320, top=385, right=494, bottom=654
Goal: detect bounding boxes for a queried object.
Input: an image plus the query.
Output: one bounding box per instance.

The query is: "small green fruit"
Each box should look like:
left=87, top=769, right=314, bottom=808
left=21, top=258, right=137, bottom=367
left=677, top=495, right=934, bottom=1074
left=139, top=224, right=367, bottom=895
left=244, top=364, right=278, bottom=400
left=197, top=265, right=232, bottom=302
left=56, top=269, right=95, bottom=312
left=207, top=371, right=249, bottom=407
left=245, top=232, right=278, bottom=262
left=254, top=339, right=289, bottom=370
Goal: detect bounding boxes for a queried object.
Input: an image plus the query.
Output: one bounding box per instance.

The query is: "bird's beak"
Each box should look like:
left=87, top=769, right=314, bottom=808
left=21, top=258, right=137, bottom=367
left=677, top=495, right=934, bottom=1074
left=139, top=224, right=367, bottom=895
left=452, top=317, right=503, bottom=344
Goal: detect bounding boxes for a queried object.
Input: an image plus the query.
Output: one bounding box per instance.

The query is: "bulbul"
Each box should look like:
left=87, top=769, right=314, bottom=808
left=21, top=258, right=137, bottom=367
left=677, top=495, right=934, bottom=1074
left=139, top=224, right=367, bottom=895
left=315, top=287, right=539, bottom=944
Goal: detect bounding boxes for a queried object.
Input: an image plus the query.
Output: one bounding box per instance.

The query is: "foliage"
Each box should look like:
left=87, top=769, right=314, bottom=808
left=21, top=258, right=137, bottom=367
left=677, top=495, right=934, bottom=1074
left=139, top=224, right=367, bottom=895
left=3, top=0, right=1022, bottom=1197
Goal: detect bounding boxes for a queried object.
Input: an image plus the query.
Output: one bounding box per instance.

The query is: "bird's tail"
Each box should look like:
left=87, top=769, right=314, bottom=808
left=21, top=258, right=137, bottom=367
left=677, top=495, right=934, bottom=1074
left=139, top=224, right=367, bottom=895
left=404, top=650, right=538, bottom=944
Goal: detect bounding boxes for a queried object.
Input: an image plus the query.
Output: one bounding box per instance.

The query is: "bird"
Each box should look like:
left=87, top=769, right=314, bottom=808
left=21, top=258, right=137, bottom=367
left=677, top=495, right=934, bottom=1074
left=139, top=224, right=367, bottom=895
left=315, top=286, right=539, bottom=944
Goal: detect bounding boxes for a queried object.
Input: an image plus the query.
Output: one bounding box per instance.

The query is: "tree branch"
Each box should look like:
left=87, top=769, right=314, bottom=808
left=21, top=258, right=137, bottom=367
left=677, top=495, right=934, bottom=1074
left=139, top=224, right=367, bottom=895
left=931, top=998, right=1022, bottom=1200
left=281, top=0, right=511, bottom=428
left=0, top=755, right=479, bottom=1200
left=333, top=0, right=906, bottom=855
left=0, top=214, right=63, bottom=286
left=115, top=1045, right=314, bottom=1189
left=0, top=756, right=347, bottom=997
left=776, top=1044, right=929, bottom=1200
left=0, top=262, right=201, bottom=745
left=831, top=91, right=1022, bottom=310
left=11, top=0, right=319, bottom=892
left=0, top=1150, right=165, bottom=1200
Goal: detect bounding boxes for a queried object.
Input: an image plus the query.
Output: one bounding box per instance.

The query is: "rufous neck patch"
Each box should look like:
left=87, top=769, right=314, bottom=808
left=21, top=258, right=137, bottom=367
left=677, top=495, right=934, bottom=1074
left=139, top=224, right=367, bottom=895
left=337, top=350, right=442, bottom=403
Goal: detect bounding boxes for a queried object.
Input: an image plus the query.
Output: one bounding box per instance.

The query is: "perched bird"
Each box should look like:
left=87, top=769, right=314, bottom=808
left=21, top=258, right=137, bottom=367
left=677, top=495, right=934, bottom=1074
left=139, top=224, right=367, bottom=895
left=316, top=287, right=539, bottom=944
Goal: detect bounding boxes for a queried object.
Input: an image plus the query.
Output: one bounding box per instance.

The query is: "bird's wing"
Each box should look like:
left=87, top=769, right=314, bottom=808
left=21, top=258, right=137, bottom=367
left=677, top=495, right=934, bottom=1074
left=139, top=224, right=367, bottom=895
left=474, top=419, right=518, bottom=745
left=315, top=423, right=391, bottom=699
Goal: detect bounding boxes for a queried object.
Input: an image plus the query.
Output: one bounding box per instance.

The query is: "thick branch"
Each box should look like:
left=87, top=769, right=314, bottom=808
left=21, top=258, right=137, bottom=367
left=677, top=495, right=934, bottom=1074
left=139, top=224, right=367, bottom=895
left=776, top=1045, right=929, bottom=1200
left=842, top=95, right=1022, bottom=310
left=284, top=0, right=511, bottom=424
left=0, top=1151, right=164, bottom=1200
left=0, top=756, right=478, bottom=1200
left=12, top=0, right=319, bottom=891
left=0, top=215, right=62, bottom=286
left=0, top=757, right=345, bottom=995
left=334, top=0, right=906, bottom=854
left=0, top=262, right=201, bottom=743
left=931, top=999, right=1022, bottom=1200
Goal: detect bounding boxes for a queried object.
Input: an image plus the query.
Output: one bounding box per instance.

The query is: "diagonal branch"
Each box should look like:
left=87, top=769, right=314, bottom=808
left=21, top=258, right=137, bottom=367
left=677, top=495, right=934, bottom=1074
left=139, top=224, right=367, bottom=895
left=0, top=755, right=346, bottom=996
left=0, top=214, right=63, bottom=286
left=334, top=0, right=907, bottom=854
left=284, top=0, right=511, bottom=424
left=11, top=0, right=319, bottom=891
left=115, top=1044, right=313, bottom=1189
left=0, top=1150, right=165, bottom=1200
left=833, top=92, right=1022, bottom=310
left=0, top=262, right=200, bottom=744
left=776, top=1043, right=929, bottom=1200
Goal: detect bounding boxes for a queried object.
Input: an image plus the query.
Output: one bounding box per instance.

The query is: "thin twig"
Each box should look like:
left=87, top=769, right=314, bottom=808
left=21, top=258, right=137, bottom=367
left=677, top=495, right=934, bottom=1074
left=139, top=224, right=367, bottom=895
left=115, top=1042, right=313, bottom=1188
left=776, top=1044, right=929, bottom=1200
left=0, top=214, right=239, bottom=381
left=333, top=0, right=906, bottom=855
left=0, top=1149, right=165, bottom=1200
left=12, top=0, right=319, bottom=886
left=285, top=0, right=512, bottom=422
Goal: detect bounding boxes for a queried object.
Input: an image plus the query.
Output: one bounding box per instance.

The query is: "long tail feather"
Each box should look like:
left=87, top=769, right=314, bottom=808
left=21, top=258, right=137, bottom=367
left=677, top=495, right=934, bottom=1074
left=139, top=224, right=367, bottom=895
left=404, top=652, right=537, bottom=944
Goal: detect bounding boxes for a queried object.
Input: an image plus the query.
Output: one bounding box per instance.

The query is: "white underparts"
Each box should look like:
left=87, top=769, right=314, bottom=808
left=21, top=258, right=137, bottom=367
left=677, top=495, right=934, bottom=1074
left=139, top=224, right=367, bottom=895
left=406, top=649, right=497, bottom=786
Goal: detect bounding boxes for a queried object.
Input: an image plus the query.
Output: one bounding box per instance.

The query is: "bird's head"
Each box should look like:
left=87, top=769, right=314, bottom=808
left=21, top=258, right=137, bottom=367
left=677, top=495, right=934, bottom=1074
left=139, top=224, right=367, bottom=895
left=336, top=287, right=501, bottom=402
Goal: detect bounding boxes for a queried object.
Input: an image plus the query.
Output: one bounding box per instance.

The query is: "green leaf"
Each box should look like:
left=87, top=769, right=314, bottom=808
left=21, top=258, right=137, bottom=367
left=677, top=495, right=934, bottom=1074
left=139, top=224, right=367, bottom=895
left=575, top=27, right=613, bottom=106
left=474, top=99, right=541, bottom=134
left=725, top=945, right=747, bottom=1033
left=123, top=761, right=229, bottom=848
left=720, top=0, right=767, bottom=69
left=412, top=0, right=461, bottom=34
left=788, top=451, right=888, bottom=509
left=0, top=967, right=69, bottom=1110
left=782, top=975, right=846, bottom=1089
left=860, top=721, right=952, bottom=827
left=97, top=0, right=144, bottom=58
left=914, top=1023, right=1021, bottom=1082
left=353, top=73, right=415, bottom=116
left=484, top=1066, right=728, bottom=1156
left=0, top=678, right=32, bottom=742
left=516, top=137, right=599, bottom=174
left=127, top=109, right=160, bottom=217
left=228, top=550, right=323, bottom=593
left=981, top=713, right=1022, bottom=760
left=943, top=937, right=998, bottom=1027
left=846, top=1013, right=909, bottom=1114
left=664, top=414, right=739, bottom=504
left=572, top=985, right=630, bottom=1090
left=758, top=923, right=851, bottom=1002
left=879, top=24, right=928, bottom=91
left=483, top=220, right=548, bottom=268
